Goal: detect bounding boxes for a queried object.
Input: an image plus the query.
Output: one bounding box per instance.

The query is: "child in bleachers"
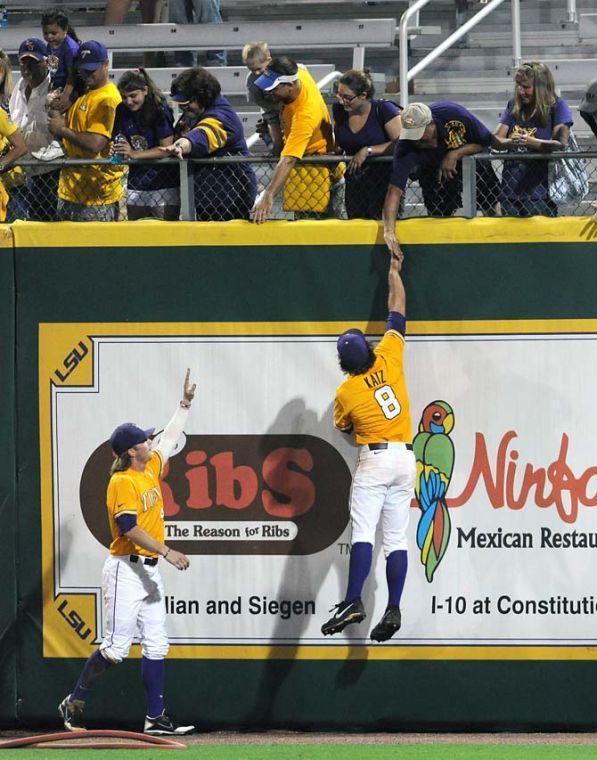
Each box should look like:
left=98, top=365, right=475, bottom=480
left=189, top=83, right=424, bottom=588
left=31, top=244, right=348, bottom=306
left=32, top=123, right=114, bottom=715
left=42, top=10, right=80, bottom=114
left=112, top=69, right=180, bottom=220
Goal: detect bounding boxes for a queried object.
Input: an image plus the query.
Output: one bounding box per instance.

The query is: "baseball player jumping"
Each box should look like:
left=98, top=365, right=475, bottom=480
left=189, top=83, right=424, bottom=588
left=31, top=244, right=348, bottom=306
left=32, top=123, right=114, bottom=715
left=322, top=253, right=415, bottom=642
left=59, top=370, right=197, bottom=735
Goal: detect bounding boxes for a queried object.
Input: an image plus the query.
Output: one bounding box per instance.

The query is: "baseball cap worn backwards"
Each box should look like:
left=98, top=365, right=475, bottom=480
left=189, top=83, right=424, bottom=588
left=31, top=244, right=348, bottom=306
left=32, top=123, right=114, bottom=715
left=254, top=70, right=298, bottom=92
left=337, top=329, right=370, bottom=370
left=74, top=41, right=108, bottom=72
left=110, top=423, right=155, bottom=456
left=18, top=38, right=47, bottom=62
left=580, top=78, right=597, bottom=114
left=400, top=102, right=433, bottom=141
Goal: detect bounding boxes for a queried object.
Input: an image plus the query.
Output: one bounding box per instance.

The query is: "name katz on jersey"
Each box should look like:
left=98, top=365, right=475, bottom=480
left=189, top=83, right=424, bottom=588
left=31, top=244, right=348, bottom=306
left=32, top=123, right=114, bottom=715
left=457, top=526, right=597, bottom=549
left=363, top=370, right=385, bottom=389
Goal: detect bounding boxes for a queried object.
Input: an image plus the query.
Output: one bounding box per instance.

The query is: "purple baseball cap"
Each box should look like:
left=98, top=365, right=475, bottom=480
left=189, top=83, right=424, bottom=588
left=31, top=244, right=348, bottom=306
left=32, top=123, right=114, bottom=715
left=337, top=328, right=370, bottom=370
left=110, top=422, right=155, bottom=456
left=18, top=38, right=47, bottom=62
left=74, top=40, right=108, bottom=72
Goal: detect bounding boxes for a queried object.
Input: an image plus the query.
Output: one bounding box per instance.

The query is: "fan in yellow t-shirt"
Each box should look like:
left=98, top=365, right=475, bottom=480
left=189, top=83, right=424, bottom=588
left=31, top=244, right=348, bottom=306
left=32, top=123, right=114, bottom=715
left=251, top=56, right=335, bottom=222
left=0, top=109, right=27, bottom=221
left=48, top=40, right=123, bottom=220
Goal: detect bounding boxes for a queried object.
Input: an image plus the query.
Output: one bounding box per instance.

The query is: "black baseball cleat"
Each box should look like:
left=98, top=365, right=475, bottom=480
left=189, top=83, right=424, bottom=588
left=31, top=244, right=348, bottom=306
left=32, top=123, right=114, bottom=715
left=370, top=605, right=402, bottom=642
left=321, top=598, right=366, bottom=636
left=144, top=711, right=195, bottom=735
left=59, top=695, right=86, bottom=732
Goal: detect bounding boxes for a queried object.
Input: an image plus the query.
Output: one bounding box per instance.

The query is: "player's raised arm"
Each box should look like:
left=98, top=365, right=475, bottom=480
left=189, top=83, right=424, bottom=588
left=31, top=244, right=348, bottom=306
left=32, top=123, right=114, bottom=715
left=153, top=369, right=197, bottom=463
left=388, top=254, right=406, bottom=319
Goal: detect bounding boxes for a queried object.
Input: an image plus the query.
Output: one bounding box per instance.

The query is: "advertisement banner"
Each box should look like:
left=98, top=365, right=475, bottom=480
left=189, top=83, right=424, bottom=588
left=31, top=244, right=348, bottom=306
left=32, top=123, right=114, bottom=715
left=40, top=319, right=597, bottom=660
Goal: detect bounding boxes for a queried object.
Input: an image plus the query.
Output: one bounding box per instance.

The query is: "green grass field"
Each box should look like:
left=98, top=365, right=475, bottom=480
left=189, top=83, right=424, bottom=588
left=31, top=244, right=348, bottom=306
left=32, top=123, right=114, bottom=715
left=2, top=745, right=597, bottom=759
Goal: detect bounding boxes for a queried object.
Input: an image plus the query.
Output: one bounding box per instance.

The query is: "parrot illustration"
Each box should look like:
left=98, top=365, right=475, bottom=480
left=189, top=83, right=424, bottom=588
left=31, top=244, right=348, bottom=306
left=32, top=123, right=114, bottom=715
left=413, top=401, right=455, bottom=582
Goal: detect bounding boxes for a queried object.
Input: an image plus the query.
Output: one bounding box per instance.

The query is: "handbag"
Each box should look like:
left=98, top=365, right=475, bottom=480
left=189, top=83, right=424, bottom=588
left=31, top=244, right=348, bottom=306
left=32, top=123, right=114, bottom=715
left=548, top=130, right=588, bottom=204
left=283, top=163, right=331, bottom=213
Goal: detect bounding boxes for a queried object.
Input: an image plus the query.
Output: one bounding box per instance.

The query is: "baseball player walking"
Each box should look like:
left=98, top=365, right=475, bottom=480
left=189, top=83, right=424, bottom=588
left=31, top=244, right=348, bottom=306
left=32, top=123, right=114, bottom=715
left=59, top=370, right=197, bottom=734
left=322, top=254, right=415, bottom=642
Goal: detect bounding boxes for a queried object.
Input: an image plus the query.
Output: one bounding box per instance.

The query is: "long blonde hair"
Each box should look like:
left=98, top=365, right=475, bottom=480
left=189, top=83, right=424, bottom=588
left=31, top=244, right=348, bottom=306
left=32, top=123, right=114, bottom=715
left=511, top=61, right=556, bottom=126
left=110, top=452, right=131, bottom=475
left=0, top=50, right=13, bottom=107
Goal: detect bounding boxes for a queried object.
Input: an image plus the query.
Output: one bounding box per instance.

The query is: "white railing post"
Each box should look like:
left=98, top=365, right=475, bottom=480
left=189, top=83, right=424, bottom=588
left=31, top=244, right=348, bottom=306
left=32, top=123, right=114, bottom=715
left=352, top=45, right=365, bottom=69
left=461, top=156, right=477, bottom=218
left=399, top=0, right=431, bottom=108
left=179, top=161, right=195, bottom=221
left=511, top=0, right=522, bottom=68
left=566, top=0, right=577, bottom=24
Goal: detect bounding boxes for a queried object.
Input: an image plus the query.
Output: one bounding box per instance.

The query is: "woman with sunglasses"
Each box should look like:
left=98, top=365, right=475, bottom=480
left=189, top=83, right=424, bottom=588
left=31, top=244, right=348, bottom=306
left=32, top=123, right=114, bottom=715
left=333, top=70, right=401, bottom=219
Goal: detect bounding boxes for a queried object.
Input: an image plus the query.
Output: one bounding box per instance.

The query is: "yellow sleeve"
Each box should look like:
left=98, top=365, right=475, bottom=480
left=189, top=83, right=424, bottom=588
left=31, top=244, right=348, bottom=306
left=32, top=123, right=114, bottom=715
left=147, top=450, right=164, bottom=479
left=194, top=117, right=228, bottom=153
left=107, top=475, right=139, bottom=519
left=375, top=330, right=405, bottom=367
left=281, top=109, right=318, bottom=158
left=0, top=109, right=17, bottom=139
left=333, top=393, right=352, bottom=432
left=84, top=94, right=118, bottom=138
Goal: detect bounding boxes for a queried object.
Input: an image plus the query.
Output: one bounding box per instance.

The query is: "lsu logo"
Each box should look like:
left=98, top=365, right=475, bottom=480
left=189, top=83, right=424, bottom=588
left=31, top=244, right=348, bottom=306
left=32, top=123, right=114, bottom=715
left=444, top=120, right=467, bottom=150
left=413, top=401, right=455, bottom=582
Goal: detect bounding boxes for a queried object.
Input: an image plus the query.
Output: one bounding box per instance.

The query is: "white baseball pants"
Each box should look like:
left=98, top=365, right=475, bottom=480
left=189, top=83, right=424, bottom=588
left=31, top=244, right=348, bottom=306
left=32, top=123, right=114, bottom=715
left=99, top=555, right=169, bottom=664
left=350, top=443, right=416, bottom=555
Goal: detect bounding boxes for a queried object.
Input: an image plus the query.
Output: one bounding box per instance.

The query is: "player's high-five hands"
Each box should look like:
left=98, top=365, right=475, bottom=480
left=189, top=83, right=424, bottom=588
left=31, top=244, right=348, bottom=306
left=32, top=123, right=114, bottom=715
left=166, top=548, right=190, bottom=571
left=390, top=249, right=404, bottom=273
left=182, top=368, right=196, bottom=406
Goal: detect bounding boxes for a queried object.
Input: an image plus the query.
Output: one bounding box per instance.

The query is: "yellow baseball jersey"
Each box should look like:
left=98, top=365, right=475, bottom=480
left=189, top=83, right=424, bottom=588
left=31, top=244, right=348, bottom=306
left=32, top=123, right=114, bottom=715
left=106, top=451, right=165, bottom=557
left=280, top=66, right=333, bottom=159
left=334, top=330, right=412, bottom=445
left=59, top=82, right=123, bottom=205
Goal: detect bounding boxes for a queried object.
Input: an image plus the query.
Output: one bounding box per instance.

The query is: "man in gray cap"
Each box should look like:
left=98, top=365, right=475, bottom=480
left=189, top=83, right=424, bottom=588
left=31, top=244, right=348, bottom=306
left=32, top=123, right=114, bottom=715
left=580, top=78, right=597, bottom=141
left=382, top=101, right=498, bottom=258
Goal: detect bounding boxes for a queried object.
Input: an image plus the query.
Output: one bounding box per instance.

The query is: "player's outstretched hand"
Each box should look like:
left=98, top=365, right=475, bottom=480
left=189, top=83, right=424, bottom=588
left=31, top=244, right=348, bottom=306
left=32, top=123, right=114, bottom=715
left=183, top=368, right=196, bottom=405
left=166, top=549, right=190, bottom=570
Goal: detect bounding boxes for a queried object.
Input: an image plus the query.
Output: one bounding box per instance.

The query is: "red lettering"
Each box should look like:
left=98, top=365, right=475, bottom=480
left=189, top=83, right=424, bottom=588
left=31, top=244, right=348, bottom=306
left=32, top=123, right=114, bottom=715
left=211, top=451, right=258, bottom=509
left=185, top=450, right=212, bottom=510
left=448, top=431, right=596, bottom=524
left=261, top=448, right=315, bottom=518
left=448, top=431, right=515, bottom=508
left=160, top=461, right=181, bottom=517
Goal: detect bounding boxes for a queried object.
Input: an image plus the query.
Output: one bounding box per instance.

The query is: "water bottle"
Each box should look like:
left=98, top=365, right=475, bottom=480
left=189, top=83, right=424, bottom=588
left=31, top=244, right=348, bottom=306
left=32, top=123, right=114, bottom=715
left=0, top=6, right=9, bottom=28
left=109, top=133, right=128, bottom=164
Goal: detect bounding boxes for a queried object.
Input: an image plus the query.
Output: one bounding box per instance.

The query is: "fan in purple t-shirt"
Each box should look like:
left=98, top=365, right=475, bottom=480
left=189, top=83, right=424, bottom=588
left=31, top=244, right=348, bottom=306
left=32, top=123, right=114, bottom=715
left=333, top=69, right=402, bottom=219
left=493, top=61, right=572, bottom=217
left=112, top=69, right=180, bottom=221
left=382, top=101, right=498, bottom=258
left=42, top=10, right=80, bottom=112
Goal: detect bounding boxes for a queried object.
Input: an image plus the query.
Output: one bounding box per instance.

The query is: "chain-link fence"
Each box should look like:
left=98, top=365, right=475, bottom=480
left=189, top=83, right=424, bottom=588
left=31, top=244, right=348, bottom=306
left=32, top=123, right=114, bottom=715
left=4, top=152, right=597, bottom=222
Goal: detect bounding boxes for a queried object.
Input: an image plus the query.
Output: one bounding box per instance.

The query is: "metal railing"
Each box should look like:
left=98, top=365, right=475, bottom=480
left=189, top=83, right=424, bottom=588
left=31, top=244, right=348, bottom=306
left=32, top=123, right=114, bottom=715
left=3, top=152, right=596, bottom=223
left=399, top=0, right=522, bottom=108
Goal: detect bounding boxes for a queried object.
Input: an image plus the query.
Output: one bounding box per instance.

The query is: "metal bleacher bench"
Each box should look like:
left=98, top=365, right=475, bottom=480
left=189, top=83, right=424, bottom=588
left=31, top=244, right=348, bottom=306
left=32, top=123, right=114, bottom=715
left=106, top=63, right=336, bottom=95
left=0, top=18, right=397, bottom=69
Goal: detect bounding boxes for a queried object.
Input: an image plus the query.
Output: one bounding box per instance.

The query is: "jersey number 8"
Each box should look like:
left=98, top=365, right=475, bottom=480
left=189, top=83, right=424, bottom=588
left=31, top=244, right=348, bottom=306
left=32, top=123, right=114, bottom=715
left=374, top=385, right=401, bottom=420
